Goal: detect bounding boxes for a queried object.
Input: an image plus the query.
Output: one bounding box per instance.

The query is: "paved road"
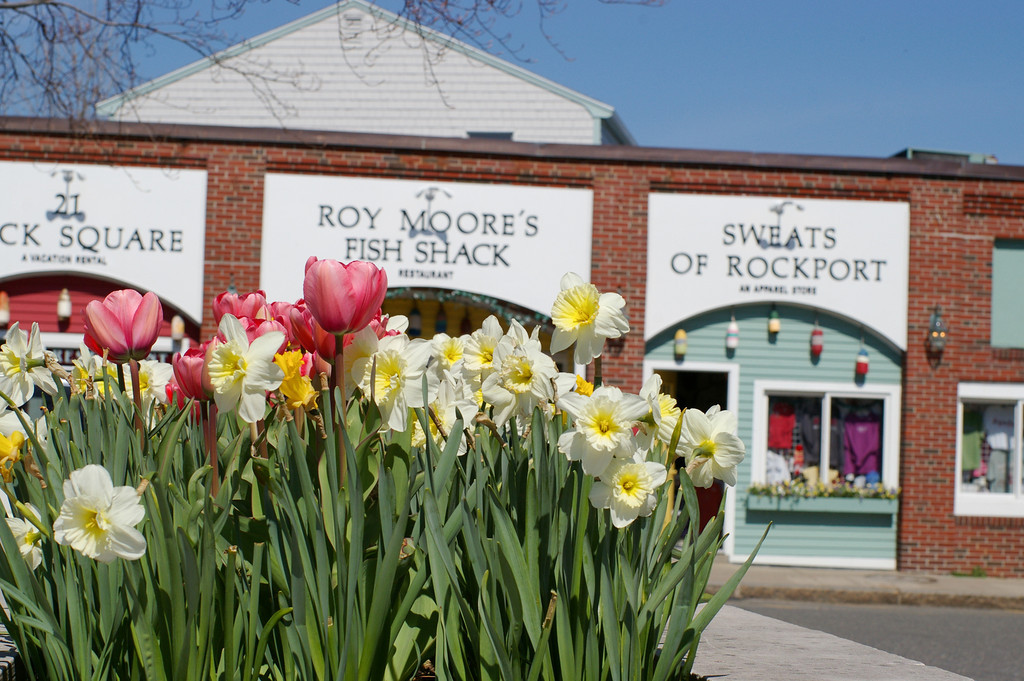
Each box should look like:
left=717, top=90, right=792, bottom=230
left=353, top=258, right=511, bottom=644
left=734, top=599, right=1024, bottom=681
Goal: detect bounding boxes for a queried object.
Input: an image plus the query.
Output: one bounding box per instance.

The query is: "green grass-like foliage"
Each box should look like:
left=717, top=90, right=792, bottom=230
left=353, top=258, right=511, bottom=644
left=0, top=381, right=765, bottom=680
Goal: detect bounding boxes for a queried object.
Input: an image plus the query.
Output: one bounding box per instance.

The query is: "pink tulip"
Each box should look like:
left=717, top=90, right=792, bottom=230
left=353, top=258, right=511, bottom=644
left=289, top=303, right=337, bottom=358
left=172, top=344, right=211, bottom=402
left=303, top=258, right=388, bottom=336
left=213, top=290, right=270, bottom=323
left=83, top=289, right=163, bottom=363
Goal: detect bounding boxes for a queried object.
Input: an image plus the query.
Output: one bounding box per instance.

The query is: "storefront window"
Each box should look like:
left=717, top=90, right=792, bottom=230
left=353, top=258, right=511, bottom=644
left=956, top=385, right=1024, bottom=517
left=765, top=394, right=885, bottom=487
left=753, top=381, right=899, bottom=492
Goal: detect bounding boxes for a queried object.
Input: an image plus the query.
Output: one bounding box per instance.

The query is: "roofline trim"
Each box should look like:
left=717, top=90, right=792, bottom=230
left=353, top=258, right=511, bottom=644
left=4, top=116, right=1023, bottom=181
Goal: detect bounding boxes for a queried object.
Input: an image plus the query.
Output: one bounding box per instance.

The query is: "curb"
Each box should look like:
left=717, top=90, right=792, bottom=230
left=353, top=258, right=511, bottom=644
left=707, top=583, right=1024, bottom=611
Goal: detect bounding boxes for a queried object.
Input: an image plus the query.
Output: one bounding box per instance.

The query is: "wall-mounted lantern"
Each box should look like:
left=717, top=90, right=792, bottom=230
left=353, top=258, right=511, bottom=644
left=927, top=305, right=949, bottom=353
left=57, top=289, right=72, bottom=322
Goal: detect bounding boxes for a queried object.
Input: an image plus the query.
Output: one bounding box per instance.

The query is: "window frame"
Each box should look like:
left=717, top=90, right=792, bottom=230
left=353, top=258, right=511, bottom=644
left=955, top=383, right=1024, bottom=517
left=750, top=379, right=901, bottom=489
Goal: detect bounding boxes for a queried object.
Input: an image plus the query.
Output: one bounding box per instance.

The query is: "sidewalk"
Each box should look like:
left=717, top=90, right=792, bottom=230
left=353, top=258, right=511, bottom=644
left=692, top=555, right=1024, bottom=680
left=707, top=553, right=1024, bottom=610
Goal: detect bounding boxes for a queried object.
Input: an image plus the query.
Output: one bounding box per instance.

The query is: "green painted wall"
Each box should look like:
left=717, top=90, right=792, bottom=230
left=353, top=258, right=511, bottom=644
left=646, top=302, right=903, bottom=565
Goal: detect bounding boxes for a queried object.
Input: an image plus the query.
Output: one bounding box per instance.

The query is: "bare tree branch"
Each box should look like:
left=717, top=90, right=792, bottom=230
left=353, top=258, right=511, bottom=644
left=0, top=0, right=662, bottom=121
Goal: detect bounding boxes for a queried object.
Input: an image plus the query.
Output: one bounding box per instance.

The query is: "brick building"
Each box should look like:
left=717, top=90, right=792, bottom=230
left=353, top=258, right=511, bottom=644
left=0, top=117, right=1022, bottom=576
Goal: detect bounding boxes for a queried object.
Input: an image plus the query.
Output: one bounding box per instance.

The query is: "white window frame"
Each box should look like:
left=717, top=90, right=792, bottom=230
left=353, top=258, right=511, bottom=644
left=643, top=359, right=740, bottom=559
left=955, top=383, right=1024, bottom=518
left=750, top=380, right=901, bottom=489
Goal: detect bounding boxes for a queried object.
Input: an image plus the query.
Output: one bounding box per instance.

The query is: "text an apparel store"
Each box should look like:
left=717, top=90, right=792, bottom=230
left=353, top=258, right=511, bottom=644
left=645, top=194, right=909, bottom=569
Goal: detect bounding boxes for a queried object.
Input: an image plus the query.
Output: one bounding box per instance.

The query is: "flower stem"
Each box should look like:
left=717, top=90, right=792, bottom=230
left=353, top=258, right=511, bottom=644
left=205, top=402, right=219, bottom=496
left=333, top=343, right=346, bottom=489
left=128, top=359, right=144, bottom=434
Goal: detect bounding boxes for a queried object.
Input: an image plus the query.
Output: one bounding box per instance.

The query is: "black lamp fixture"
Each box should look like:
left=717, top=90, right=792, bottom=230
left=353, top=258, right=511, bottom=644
left=927, top=305, right=949, bottom=352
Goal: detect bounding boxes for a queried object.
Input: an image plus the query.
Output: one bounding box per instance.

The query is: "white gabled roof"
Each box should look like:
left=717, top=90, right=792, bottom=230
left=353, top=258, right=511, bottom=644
left=96, top=0, right=634, bottom=144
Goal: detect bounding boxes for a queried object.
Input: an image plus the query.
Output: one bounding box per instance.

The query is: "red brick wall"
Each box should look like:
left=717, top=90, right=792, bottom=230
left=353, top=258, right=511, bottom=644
left=2, top=121, right=1024, bottom=576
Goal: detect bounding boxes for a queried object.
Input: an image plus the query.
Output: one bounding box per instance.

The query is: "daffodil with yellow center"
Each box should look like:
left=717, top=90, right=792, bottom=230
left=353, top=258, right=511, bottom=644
left=53, top=464, right=147, bottom=563
left=352, top=334, right=435, bottom=433
left=0, top=322, right=57, bottom=407
left=463, top=315, right=503, bottom=389
left=6, top=503, right=44, bottom=570
left=557, top=385, right=650, bottom=477
left=499, top=355, right=535, bottom=394
left=589, top=458, right=668, bottom=528
left=636, top=373, right=683, bottom=452
left=575, top=375, right=594, bottom=396
left=481, top=321, right=558, bottom=428
left=206, top=314, right=285, bottom=424
left=677, top=405, right=746, bottom=488
left=549, top=272, right=629, bottom=366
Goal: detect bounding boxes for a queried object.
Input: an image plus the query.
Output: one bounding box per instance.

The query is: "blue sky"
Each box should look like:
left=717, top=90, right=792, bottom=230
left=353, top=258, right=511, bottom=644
left=141, top=1, right=1024, bottom=165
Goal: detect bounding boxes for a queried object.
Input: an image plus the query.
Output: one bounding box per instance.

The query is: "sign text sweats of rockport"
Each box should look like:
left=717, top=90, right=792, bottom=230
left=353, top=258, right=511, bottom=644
left=0, top=161, right=208, bottom=323
left=260, top=174, right=594, bottom=315
left=646, top=194, right=910, bottom=349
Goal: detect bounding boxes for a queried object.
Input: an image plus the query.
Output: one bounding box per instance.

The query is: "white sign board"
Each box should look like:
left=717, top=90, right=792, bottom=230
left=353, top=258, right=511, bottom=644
left=0, top=161, right=208, bottom=323
left=646, top=194, right=910, bottom=349
left=261, top=174, right=593, bottom=315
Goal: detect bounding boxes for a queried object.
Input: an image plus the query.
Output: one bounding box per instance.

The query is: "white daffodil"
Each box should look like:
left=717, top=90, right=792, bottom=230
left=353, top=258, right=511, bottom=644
left=352, top=334, right=435, bottom=432
left=0, top=322, right=58, bottom=407
left=588, top=458, right=668, bottom=528
left=71, top=343, right=112, bottom=396
left=6, top=503, right=43, bottom=570
left=637, top=374, right=682, bottom=451
left=428, top=332, right=468, bottom=382
left=481, top=321, right=558, bottom=428
left=558, top=385, right=650, bottom=476
left=135, top=360, right=173, bottom=408
left=549, top=272, right=629, bottom=366
left=53, top=464, right=146, bottom=563
left=462, top=315, right=504, bottom=389
left=677, top=405, right=746, bottom=488
left=206, top=314, right=286, bottom=424
left=412, top=371, right=478, bottom=455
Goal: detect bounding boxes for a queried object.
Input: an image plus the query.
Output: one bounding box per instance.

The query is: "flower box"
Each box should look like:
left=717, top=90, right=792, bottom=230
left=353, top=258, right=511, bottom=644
left=745, top=495, right=899, bottom=514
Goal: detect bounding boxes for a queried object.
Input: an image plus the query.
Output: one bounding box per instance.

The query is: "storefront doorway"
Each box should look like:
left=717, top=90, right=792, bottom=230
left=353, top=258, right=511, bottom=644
left=656, top=369, right=729, bottom=414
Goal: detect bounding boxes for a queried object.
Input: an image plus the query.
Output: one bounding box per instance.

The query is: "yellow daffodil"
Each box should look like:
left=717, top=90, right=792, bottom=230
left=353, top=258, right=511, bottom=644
left=274, top=350, right=318, bottom=410
left=0, top=430, right=25, bottom=483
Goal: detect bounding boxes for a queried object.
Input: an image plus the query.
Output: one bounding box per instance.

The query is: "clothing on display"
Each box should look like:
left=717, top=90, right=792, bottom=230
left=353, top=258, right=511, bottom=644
left=766, top=395, right=883, bottom=484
